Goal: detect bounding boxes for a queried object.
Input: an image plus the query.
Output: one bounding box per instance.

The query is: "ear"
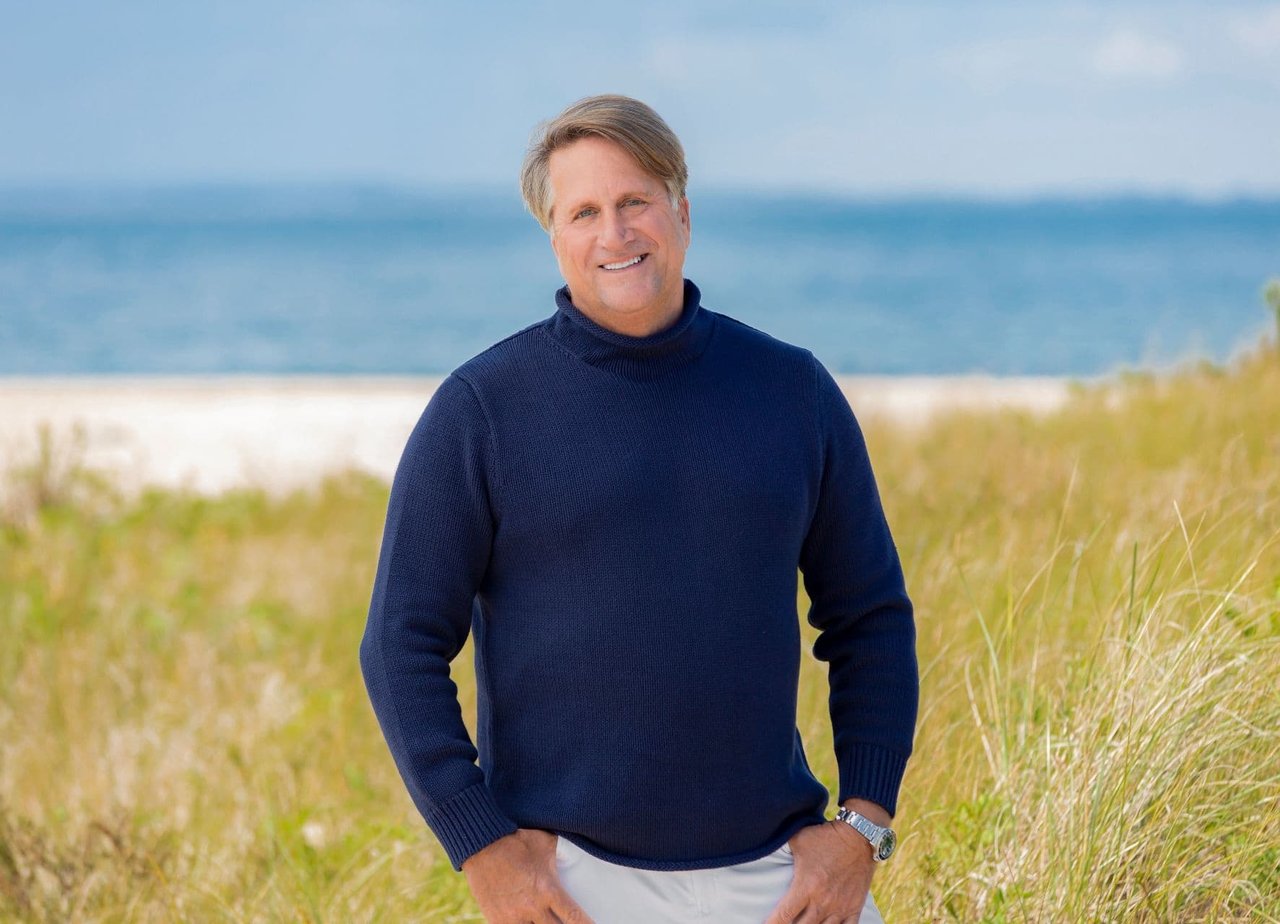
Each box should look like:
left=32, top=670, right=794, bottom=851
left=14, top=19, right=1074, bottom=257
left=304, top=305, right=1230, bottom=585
left=678, top=196, right=691, bottom=245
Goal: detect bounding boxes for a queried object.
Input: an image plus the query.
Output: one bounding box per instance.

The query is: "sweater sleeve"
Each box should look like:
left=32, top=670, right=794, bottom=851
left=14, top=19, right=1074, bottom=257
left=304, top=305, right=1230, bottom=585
left=359, top=373, right=518, bottom=871
left=798, top=355, right=919, bottom=818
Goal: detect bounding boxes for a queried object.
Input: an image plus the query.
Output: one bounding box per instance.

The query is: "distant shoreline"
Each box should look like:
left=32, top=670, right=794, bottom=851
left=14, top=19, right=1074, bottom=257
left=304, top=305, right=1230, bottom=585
left=0, top=373, right=1087, bottom=497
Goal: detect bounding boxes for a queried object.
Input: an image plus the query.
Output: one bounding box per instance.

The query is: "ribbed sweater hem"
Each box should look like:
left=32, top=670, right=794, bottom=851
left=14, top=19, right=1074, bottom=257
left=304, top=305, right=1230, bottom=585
left=557, top=815, right=827, bottom=872
left=838, top=743, right=911, bottom=818
left=426, top=782, right=520, bottom=871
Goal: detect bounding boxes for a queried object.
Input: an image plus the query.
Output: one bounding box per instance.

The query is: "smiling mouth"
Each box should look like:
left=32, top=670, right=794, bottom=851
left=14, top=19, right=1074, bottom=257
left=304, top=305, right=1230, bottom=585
left=601, top=254, right=647, bottom=271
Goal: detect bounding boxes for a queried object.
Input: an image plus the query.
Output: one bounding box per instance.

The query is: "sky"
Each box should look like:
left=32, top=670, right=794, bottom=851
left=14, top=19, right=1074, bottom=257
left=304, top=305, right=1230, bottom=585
left=2, top=0, right=1279, bottom=196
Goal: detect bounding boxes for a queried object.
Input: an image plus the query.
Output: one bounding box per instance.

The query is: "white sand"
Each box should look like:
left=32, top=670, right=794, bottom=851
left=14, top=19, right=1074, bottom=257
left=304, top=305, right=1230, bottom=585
left=0, top=374, right=1082, bottom=498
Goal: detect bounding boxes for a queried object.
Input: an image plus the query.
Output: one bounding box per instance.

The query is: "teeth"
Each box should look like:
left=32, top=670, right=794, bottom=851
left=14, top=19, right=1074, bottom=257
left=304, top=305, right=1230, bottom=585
left=602, top=255, right=643, bottom=270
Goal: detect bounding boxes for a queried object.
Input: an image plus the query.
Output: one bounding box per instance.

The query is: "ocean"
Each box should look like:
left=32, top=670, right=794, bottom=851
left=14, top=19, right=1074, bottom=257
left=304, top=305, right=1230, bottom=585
left=2, top=187, right=1277, bottom=377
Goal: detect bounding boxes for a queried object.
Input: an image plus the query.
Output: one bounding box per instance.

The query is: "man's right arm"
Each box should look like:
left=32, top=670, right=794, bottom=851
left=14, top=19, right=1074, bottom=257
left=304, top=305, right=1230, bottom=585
left=358, top=373, right=519, bottom=871
left=360, top=375, right=596, bottom=922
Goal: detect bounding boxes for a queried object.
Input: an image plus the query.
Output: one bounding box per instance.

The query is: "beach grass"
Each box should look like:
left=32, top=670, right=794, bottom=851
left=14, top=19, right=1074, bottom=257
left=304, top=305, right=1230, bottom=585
left=2, top=342, right=1278, bottom=922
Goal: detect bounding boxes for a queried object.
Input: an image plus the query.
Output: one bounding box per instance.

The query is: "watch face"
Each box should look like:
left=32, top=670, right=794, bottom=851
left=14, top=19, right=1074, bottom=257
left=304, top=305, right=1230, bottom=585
left=876, top=829, right=897, bottom=861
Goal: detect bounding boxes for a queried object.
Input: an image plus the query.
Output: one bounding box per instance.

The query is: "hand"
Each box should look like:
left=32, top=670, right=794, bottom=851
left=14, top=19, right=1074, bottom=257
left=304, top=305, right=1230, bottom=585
left=764, top=800, right=887, bottom=924
left=461, top=828, right=596, bottom=924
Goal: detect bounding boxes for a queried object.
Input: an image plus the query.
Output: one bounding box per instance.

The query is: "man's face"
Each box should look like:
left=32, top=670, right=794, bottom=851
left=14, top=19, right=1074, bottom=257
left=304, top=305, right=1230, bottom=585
left=547, top=136, right=691, bottom=334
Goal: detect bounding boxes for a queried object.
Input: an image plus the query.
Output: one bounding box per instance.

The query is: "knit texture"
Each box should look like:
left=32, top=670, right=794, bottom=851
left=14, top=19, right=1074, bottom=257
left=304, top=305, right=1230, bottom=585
left=360, top=279, right=919, bottom=872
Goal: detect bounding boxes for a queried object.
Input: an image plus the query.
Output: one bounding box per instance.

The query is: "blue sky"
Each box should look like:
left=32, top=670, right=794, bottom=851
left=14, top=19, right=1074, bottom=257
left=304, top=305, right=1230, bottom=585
left=3, top=1, right=1278, bottom=195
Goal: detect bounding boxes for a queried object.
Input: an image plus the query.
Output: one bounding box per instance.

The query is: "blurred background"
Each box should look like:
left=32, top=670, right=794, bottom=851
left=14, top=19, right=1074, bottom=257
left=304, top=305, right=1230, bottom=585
left=3, top=0, right=1279, bottom=377
left=4, top=6, right=1280, bottom=921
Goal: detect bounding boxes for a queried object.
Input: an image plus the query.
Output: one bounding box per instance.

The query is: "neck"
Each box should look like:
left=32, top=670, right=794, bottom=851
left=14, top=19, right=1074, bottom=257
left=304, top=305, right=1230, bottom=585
left=542, top=278, right=715, bottom=380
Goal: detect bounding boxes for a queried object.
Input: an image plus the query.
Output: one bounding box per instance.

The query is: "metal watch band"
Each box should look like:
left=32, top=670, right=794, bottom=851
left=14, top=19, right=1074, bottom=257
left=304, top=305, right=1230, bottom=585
left=833, top=806, right=897, bottom=862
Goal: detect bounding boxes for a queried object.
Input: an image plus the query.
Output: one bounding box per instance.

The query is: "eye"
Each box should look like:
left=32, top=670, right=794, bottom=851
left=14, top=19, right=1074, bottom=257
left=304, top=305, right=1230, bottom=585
left=622, top=197, right=645, bottom=207
left=574, top=206, right=597, bottom=220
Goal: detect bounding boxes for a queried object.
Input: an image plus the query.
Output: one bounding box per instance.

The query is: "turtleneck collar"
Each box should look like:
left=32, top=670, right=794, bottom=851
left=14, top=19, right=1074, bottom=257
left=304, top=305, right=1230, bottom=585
left=542, top=278, right=715, bottom=380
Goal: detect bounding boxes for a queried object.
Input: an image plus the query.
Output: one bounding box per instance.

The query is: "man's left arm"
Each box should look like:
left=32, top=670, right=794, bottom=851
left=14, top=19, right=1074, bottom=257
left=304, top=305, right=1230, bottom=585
left=798, top=355, right=918, bottom=814
left=767, top=355, right=919, bottom=923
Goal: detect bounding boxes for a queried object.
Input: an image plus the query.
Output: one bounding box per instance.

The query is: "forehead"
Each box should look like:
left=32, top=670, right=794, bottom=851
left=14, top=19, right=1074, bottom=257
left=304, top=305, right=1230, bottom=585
left=547, top=136, right=663, bottom=202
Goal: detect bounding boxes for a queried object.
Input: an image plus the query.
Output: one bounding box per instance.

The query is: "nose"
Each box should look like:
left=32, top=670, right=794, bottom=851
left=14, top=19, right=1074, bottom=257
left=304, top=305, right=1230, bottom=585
left=597, top=206, right=633, bottom=250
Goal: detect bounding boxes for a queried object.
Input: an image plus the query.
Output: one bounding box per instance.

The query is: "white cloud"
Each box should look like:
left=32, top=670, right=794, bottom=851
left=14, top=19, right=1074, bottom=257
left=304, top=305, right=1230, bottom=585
left=1227, top=4, right=1280, bottom=52
left=1092, top=30, right=1184, bottom=81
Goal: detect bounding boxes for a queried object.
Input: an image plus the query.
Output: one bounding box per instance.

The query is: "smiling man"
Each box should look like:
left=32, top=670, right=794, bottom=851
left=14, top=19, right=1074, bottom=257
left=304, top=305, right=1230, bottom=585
left=544, top=133, right=690, bottom=338
left=360, top=95, right=918, bottom=923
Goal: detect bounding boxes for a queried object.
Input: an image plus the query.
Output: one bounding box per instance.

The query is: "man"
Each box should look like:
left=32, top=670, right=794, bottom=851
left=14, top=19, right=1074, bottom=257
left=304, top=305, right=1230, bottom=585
left=360, top=94, right=918, bottom=923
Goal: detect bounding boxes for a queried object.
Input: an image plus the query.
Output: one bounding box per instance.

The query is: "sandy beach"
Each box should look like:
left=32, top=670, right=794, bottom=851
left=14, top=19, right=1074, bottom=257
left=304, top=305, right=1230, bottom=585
left=0, top=374, right=1082, bottom=498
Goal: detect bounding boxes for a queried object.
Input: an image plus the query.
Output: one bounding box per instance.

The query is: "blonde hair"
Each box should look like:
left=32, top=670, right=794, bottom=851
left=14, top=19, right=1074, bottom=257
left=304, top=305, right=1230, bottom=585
left=520, top=94, right=688, bottom=233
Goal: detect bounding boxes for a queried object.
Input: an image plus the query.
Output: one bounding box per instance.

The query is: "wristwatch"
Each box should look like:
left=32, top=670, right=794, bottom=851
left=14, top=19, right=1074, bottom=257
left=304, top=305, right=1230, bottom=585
left=833, top=806, right=897, bottom=862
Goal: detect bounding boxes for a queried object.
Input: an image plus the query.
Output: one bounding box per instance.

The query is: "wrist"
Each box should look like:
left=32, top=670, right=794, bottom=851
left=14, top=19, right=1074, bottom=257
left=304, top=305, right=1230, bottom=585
left=841, top=797, right=891, bottom=827
left=833, top=802, right=898, bottom=863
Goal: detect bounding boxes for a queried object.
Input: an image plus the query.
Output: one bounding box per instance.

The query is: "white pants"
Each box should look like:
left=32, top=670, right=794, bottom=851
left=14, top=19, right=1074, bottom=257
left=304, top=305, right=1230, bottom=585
left=554, top=835, right=885, bottom=923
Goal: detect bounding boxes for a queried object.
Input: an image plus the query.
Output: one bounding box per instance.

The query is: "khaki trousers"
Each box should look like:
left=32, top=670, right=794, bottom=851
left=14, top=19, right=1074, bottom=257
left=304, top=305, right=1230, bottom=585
left=554, top=835, right=885, bottom=923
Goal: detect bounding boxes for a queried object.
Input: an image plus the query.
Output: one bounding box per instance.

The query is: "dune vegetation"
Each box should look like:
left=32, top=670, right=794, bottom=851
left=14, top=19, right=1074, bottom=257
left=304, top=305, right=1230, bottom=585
left=2, top=340, right=1277, bottom=922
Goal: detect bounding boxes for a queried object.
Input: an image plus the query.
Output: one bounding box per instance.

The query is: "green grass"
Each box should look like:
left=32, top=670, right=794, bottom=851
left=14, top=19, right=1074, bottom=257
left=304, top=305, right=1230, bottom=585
left=2, top=341, right=1278, bottom=922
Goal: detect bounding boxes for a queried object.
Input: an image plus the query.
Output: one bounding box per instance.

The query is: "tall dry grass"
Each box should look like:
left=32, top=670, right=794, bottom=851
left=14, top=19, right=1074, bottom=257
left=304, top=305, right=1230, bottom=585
left=859, top=344, right=1280, bottom=922
left=1, top=341, right=1277, bottom=922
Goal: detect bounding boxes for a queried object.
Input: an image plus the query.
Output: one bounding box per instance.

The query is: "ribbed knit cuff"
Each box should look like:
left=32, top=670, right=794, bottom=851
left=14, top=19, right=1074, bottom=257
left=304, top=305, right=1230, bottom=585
left=425, top=781, right=520, bottom=871
left=837, top=743, right=911, bottom=818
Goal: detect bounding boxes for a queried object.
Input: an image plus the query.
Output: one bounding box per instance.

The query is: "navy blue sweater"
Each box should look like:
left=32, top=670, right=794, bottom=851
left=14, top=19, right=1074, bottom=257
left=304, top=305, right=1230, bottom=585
left=359, top=279, right=918, bottom=873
